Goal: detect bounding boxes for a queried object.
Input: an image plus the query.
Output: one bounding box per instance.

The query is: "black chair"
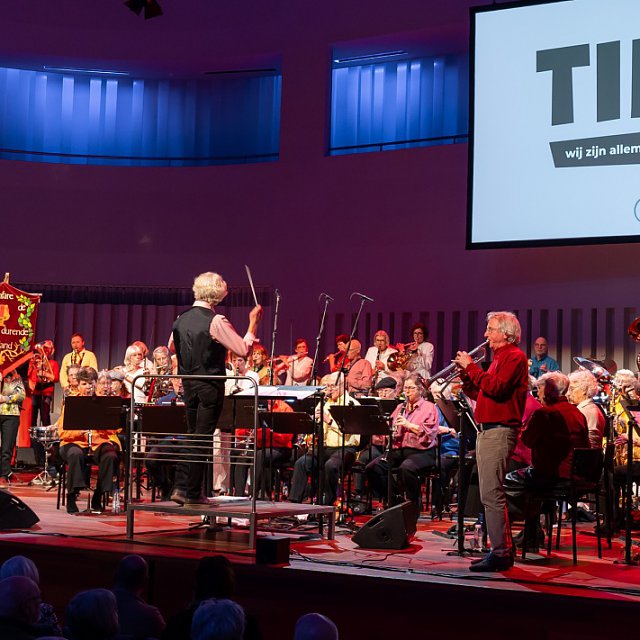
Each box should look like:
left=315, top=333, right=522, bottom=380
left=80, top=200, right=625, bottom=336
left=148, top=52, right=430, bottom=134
left=533, top=448, right=605, bottom=564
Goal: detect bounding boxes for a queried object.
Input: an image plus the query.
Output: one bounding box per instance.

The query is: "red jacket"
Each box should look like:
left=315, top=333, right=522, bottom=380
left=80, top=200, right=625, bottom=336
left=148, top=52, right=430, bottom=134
left=462, top=343, right=528, bottom=426
left=522, top=397, right=590, bottom=479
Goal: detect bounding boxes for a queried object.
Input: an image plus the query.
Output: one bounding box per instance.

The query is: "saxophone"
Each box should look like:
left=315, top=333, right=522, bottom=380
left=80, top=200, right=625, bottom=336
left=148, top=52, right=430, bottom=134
left=611, top=388, right=640, bottom=466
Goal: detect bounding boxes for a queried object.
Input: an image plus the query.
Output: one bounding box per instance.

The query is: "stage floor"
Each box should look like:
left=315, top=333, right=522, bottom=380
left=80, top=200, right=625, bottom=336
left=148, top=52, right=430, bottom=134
left=1, top=474, right=640, bottom=638
left=1, top=475, right=639, bottom=598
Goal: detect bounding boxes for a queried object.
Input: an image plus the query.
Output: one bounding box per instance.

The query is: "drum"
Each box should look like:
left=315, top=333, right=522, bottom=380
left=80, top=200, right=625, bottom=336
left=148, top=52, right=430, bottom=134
left=29, top=425, right=59, bottom=444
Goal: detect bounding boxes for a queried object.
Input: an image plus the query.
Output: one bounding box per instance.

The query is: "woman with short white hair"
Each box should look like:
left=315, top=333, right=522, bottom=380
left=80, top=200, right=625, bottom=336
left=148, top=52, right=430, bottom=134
left=568, top=370, right=605, bottom=448
left=123, top=344, right=154, bottom=403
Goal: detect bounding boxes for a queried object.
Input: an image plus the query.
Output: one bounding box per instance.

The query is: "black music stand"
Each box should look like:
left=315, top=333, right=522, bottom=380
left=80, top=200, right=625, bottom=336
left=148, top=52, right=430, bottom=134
left=329, top=404, right=390, bottom=527
left=63, top=396, right=127, bottom=430
left=62, top=396, right=127, bottom=512
left=218, top=397, right=256, bottom=431
left=138, top=405, right=187, bottom=434
left=437, top=395, right=480, bottom=557
left=134, top=405, right=188, bottom=501
left=358, top=397, right=401, bottom=417
left=262, top=411, right=316, bottom=499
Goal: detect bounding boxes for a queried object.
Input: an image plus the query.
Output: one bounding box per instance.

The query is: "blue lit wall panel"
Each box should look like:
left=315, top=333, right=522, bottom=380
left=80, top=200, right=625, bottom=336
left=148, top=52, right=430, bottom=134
left=330, top=54, right=468, bottom=154
left=0, top=66, right=281, bottom=166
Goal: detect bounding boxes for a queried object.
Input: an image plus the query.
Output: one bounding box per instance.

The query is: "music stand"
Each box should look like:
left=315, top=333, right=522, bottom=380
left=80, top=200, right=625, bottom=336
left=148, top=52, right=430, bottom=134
left=264, top=411, right=316, bottom=436
left=260, top=411, right=316, bottom=499
left=436, top=395, right=480, bottom=557
left=358, top=396, right=401, bottom=417
left=63, top=396, right=127, bottom=430
left=138, top=405, right=187, bottom=435
left=62, top=396, right=127, bottom=512
left=329, top=405, right=390, bottom=526
left=218, top=397, right=256, bottom=431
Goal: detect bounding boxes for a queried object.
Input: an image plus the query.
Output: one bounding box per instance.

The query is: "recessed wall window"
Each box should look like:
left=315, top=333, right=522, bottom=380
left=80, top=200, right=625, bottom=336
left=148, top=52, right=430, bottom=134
left=0, top=66, right=281, bottom=166
left=329, top=55, right=468, bottom=156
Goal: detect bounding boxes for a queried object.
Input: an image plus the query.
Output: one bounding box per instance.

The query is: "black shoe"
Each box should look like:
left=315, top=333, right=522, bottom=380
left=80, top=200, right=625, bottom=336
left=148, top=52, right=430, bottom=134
left=91, top=491, right=104, bottom=512
left=353, top=502, right=372, bottom=515
left=66, top=492, right=79, bottom=514
left=170, top=489, right=186, bottom=505
left=469, top=553, right=514, bottom=572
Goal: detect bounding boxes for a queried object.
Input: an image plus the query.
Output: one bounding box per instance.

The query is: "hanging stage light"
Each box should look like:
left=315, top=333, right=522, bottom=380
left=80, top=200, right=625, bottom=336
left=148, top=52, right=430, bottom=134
left=124, top=0, right=145, bottom=16
left=124, top=0, right=163, bottom=20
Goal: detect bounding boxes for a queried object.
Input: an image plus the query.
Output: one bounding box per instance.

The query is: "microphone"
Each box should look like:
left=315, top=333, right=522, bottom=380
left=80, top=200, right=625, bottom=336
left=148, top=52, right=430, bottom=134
left=275, top=289, right=281, bottom=300
left=319, top=292, right=335, bottom=302
left=350, top=292, right=374, bottom=303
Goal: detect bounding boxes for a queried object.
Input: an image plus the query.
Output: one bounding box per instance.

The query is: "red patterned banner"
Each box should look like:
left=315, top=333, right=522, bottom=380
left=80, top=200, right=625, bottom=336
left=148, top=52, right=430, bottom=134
left=0, top=277, right=41, bottom=376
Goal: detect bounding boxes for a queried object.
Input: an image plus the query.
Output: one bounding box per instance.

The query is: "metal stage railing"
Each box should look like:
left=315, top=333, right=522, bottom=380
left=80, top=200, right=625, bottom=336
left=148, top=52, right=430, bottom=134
left=124, top=374, right=336, bottom=548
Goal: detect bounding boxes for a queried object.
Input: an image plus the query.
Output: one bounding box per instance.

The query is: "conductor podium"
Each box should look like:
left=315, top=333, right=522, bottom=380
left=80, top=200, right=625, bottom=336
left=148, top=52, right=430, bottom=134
left=125, top=376, right=336, bottom=548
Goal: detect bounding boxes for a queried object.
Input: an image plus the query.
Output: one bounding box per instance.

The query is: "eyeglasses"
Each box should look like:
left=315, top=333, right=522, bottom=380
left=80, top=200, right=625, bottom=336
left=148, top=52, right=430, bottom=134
left=486, top=326, right=501, bottom=333
left=403, top=385, right=418, bottom=391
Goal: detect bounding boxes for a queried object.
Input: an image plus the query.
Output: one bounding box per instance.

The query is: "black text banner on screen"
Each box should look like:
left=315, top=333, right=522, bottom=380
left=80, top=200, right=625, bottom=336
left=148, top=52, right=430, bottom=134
left=468, top=0, right=640, bottom=248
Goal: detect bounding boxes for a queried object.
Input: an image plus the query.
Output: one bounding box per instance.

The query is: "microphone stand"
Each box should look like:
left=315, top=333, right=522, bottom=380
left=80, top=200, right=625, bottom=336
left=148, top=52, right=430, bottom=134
left=447, top=393, right=482, bottom=558
left=264, top=289, right=281, bottom=497
left=333, top=292, right=372, bottom=519
left=305, top=293, right=333, bottom=505
left=268, top=290, right=281, bottom=386
left=310, top=293, right=333, bottom=385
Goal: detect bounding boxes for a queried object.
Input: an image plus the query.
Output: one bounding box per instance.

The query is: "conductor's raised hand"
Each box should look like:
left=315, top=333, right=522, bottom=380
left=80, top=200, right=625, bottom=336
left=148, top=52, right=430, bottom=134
left=248, top=304, right=263, bottom=333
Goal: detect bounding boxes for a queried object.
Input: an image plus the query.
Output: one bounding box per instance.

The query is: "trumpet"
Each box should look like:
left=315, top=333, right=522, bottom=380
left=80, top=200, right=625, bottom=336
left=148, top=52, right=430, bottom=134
left=421, top=340, right=489, bottom=389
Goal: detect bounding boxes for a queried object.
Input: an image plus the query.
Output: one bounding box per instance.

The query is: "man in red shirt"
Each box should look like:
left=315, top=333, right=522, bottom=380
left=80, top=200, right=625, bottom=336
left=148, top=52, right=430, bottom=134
left=454, top=311, right=528, bottom=571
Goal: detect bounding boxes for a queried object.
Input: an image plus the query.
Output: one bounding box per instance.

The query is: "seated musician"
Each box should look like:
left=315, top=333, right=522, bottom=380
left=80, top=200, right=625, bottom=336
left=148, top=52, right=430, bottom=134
left=109, top=368, right=130, bottom=399
left=289, top=373, right=360, bottom=506
left=353, top=377, right=398, bottom=509
left=345, top=340, right=372, bottom=396
left=57, top=367, right=121, bottom=514
left=401, top=323, right=434, bottom=380
left=123, top=344, right=154, bottom=404
left=567, top=370, right=605, bottom=449
left=284, top=339, right=313, bottom=386
left=232, top=399, right=294, bottom=498
left=64, top=365, right=81, bottom=398
left=428, top=379, right=462, bottom=513
left=504, top=372, right=589, bottom=550
left=366, top=374, right=439, bottom=515
left=610, top=370, right=640, bottom=522
left=364, top=330, right=399, bottom=389
left=326, top=334, right=349, bottom=373
left=96, top=370, right=113, bottom=397
left=251, top=345, right=272, bottom=385
left=148, top=346, right=179, bottom=403
left=212, top=352, right=260, bottom=496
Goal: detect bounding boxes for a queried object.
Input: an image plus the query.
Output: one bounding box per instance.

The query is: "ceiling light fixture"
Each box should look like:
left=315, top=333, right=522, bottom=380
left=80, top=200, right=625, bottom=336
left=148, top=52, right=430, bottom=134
left=43, top=66, right=130, bottom=76
left=124, top=0, right=163, bottom=20
left=333, top=50, right=408, bottom=64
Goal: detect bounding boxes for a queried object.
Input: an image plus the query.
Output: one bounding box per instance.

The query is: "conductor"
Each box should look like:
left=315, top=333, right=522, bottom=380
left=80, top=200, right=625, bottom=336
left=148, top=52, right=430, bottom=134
left=169, top=272, right=262, bottom=505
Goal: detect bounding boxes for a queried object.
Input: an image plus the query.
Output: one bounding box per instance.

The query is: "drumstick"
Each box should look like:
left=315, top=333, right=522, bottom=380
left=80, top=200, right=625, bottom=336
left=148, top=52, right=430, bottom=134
left=244, top=264, right=259, bottom=307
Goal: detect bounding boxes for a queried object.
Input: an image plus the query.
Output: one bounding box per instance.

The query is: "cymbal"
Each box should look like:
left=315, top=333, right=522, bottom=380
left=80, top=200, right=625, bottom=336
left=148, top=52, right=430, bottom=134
left=573, top=356, right=612, bottom=381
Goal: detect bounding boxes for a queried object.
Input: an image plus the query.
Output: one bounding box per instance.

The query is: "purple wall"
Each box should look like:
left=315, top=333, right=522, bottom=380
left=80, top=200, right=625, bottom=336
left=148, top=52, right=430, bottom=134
left=1, top=1, right=639, bottom=355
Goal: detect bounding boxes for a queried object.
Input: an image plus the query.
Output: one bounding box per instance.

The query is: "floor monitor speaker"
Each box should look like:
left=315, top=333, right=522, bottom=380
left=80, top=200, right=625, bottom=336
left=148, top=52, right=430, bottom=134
left=352, top=500, right=417, bottom=550
left=0, top=489, right=40, bottom=530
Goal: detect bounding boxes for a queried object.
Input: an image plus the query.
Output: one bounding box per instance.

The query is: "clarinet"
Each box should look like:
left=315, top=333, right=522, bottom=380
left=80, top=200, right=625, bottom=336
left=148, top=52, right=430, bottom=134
left=370, top=348, right=381, bottom=393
